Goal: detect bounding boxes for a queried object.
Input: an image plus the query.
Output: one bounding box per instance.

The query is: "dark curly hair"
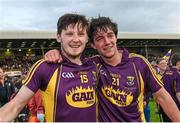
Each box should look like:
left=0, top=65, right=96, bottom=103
left=88, top=16, right=118, bottom=43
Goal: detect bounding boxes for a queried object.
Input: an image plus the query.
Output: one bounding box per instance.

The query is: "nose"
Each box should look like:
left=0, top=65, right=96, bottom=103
left=104, top=37, right=110, bottom=45
left=73, top=34, right=80, bottom=42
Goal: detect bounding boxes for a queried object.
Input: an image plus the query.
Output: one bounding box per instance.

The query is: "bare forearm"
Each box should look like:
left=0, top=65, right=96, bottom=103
left=154, top=88, right=180, bottom=121
left=0, top=86, right=34, bottom=122
left=159, top=97, right=180, bottom=121
left=0, top=100, right=26, bottom=121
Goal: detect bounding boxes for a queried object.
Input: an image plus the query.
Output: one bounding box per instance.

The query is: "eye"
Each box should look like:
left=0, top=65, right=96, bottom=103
left=78, top=32, right=85, bottom=36
left=95, top=36, right=103, bottom=42
left=107, top=33, right=114, bottom=38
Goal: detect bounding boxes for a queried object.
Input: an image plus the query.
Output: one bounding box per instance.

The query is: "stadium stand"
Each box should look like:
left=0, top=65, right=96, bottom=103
left=0, top=30, right=179, bottom=122
left=0, top=30, right=180, bottom=72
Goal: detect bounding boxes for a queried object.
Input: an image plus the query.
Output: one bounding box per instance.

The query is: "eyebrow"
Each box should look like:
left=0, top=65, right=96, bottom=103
left=107, top=32, right=114, bottom=35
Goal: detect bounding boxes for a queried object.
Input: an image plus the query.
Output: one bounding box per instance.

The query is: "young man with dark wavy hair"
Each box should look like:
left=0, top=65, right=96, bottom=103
left=0, top=13, right=97, bottom=122
left=45, top=16, right=180, bottom=122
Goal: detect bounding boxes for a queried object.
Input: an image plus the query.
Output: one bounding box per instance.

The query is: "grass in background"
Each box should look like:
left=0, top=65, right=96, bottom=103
left=149, top=99, right=162, bottom=122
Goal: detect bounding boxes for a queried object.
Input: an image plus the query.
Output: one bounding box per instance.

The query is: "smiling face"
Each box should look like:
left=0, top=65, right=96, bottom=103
left=57, top=23, right=88, bottom=59
left=91, top=27, right=118, bottom=59
left=158, top=59, right=168, bottom=71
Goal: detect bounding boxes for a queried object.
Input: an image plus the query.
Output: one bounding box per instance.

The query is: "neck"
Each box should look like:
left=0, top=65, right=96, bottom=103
left=62, top=52, right=82, bottom=65
left=70, top=58, right=82, bottom=65
left=102, top=50, right=122, bottom=66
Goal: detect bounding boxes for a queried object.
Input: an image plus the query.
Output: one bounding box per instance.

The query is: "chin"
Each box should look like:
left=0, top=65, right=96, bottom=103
left=70, top=52, right=82, bottom=57
left=104, top=52, right=115, bottom=57
left=103, top=54, right=114, bottom=59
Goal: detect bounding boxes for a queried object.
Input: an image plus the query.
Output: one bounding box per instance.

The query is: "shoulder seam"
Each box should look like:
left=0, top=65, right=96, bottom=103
left=130, top=53, right=163, bottom=86
left=129, top=53, right=145, bottom=59
left=23, top=59, right=45, bottom=85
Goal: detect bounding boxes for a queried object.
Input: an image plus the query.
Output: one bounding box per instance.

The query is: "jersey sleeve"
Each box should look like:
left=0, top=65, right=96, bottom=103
left=176, top=71, right=180, bottom=93
left=22, top=59, right=48, bottom=93
left=138, top=56, right=163, bottom=93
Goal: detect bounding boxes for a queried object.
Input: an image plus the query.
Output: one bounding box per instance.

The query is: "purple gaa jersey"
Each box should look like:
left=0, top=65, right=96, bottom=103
left=96, top=48, right=163, bottom=122
left=177, top=70, right=180, bottom=94
left=162, top=67, right=180, bottom=109
left=23, top=55, right=97, bottom=122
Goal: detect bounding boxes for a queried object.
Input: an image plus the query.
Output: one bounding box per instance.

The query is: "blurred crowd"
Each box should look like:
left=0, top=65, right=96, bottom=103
left=0, top=55, right=44, bottom=122
left=0, top=56, right=41, bottom=71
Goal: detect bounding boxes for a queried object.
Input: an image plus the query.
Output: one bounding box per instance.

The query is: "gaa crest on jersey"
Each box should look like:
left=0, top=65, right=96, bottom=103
left=62, top=72, right=74, bottom=78
left=126, top=76, right=135, bottom=86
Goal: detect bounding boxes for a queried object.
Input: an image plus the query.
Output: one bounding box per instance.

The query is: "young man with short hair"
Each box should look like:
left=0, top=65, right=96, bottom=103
left=45, top=16, right=180, bottom=122
left=89, top=16, right=180, bottom=122
left=0, top=13, right=97, bottom=122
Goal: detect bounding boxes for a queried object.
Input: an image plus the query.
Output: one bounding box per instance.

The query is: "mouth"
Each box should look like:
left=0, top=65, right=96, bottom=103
left=70, top=45, right=81, bottom=48
left=103, top=46, right=113, bottom=51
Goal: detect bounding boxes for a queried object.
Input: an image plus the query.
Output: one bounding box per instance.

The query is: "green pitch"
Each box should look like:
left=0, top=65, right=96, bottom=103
left=149, top=99, right=162, bottom=122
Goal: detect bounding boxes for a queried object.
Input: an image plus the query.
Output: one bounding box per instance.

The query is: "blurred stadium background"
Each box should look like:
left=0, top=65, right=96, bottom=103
left=1, top=30, right=180, bottom=77
left=1, top=30, right=180, bottom=72
left=0, top=30, right=179, bottom=84
left=0, top=30, right=180, bottom=121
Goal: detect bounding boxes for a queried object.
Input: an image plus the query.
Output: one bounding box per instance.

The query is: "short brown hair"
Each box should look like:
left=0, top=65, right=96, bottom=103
left=57, top=13, right=89, bottom=35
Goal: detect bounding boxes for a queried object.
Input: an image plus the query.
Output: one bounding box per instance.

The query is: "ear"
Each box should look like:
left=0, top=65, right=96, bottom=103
left=85, top=36, right=88, bottom=43
left=90, top=43, right=96, bottom=50
left=57, top=34, right=61, bottom=43
left=85, top=40, right=88, bottom=44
